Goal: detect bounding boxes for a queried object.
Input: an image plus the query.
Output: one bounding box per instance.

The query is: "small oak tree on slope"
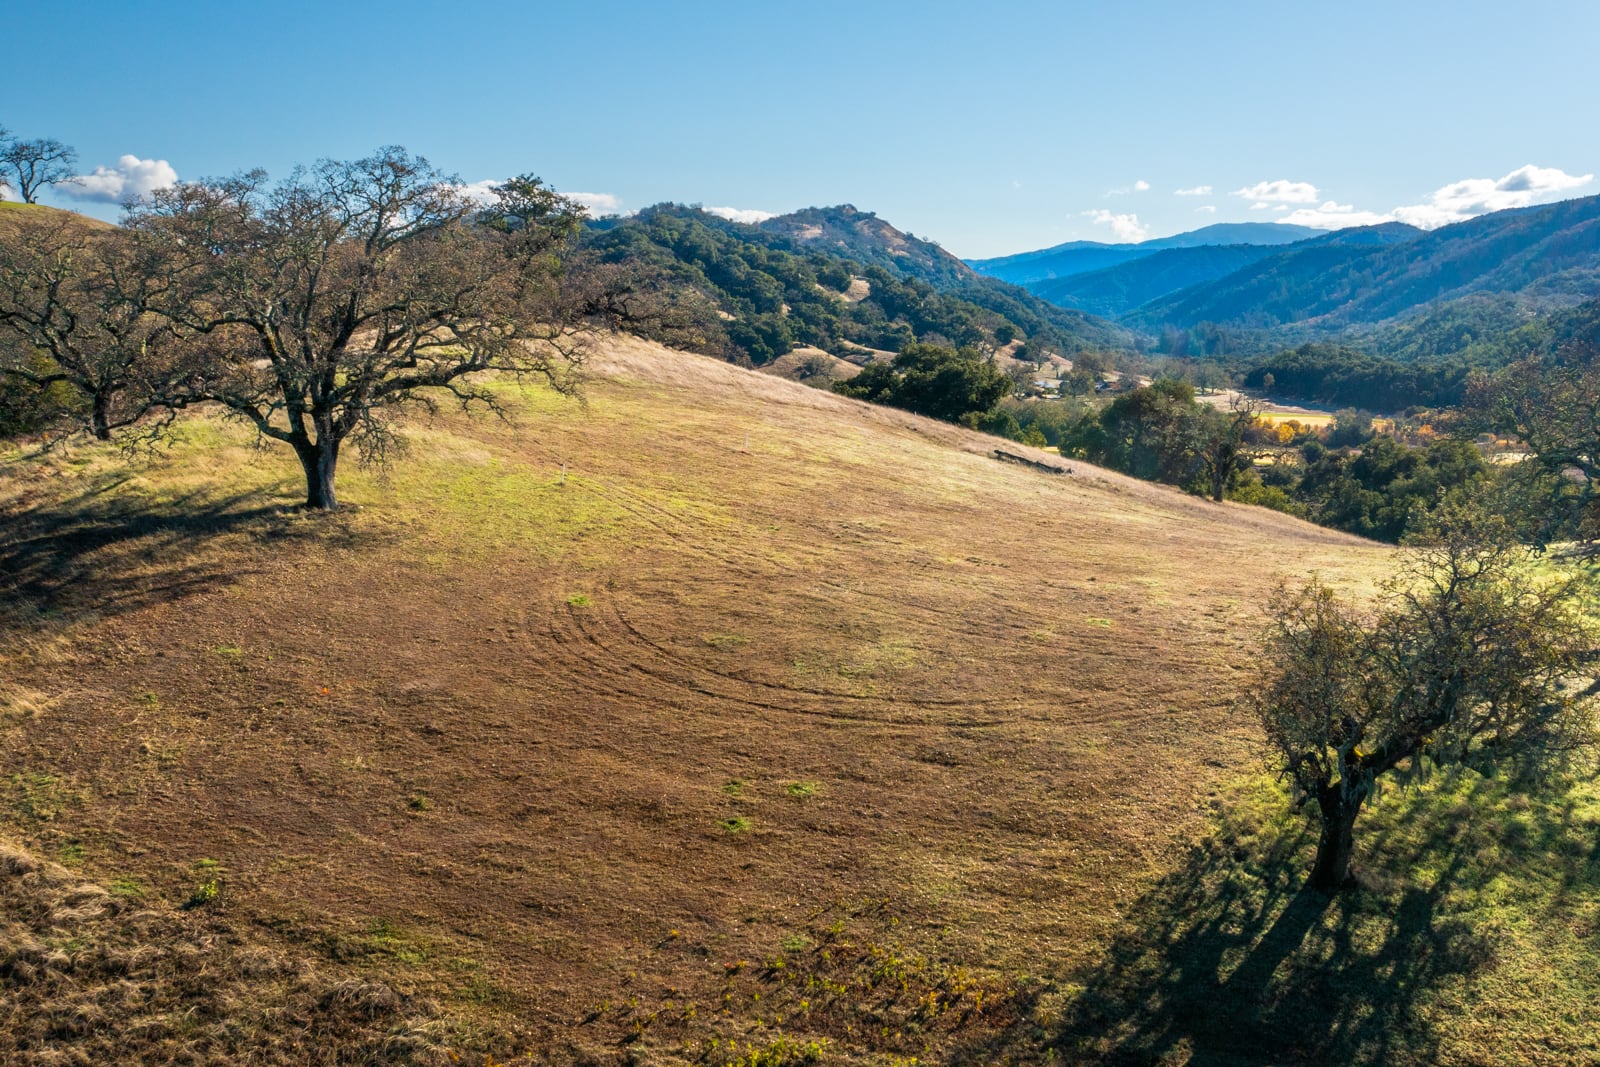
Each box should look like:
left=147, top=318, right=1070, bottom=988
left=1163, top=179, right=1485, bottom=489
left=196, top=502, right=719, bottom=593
left=127, top=148, right=588, bottom=509
left=0, top=126, right=80, bottom=204
left=1246, top=505, right=1599, bottom=891
left=0, top=209, right=176, bottom=440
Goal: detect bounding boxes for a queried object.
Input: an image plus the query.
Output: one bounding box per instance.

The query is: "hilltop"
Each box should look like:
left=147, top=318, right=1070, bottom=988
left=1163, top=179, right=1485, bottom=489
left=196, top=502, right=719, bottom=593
left=760, top=204, right=977, bottom=290
left=0, top=200, right=113, bottom=229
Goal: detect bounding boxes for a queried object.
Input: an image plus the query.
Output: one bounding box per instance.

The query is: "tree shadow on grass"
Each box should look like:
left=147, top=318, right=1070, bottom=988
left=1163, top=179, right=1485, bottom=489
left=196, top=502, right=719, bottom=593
left=0, top=471, right=369, bottom=630
left=954, top=788, right=1511, bottom=1066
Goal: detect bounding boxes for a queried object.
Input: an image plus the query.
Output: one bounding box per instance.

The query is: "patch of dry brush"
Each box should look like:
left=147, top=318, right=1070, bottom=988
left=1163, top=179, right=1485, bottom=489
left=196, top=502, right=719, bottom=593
left=0, top=841, right=456, bottom=1066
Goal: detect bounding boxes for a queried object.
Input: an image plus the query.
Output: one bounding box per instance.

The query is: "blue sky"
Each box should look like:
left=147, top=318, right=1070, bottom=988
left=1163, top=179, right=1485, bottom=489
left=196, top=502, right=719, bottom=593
left=7, top=0, right=1599, bottom=257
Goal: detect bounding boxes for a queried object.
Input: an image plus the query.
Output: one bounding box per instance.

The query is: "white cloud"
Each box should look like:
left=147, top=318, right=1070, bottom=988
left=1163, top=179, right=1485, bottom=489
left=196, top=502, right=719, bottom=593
left=1105, top=179, right=1151, bottom=197
left=568, top=191, right=625, bottom=217
left=1270, top=165, right=1596, bottom=231
left=1195, top=204, right=1217, bottom=214
left=61, top=155, right=178, bottom=203
left=1250, top=202, right=1271, bottom=211
left=455, top=179, right=501, bottom=205
left=1175, top=185, right=1212, bottom=196
left=704, top=205, right=776, bottom=224
left=1392, top=164, right=1593, bottom=228
left=1277, top=200, right=1404, bottom=229
left=1081, top=209, right=1148, bottom=242
left=1233, top=179, right=1319, bottom=204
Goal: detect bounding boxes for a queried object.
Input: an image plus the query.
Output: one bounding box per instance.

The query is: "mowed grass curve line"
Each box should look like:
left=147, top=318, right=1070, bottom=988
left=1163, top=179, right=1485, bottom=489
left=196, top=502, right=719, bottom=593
left=9, top=336, right=1588, bottom=1065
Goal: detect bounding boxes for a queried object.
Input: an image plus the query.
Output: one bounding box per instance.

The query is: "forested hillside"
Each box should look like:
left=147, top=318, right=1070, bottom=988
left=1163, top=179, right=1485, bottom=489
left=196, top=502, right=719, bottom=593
left=1133, top=195, right=1600, bottom=330
left=758, top=204, right=976, bottom=289
left=582, top=205, right=1131, bottom=366
left=1032, top=244, right=1287, bottom=317
left=1032, top=224, right=1427, bottom=320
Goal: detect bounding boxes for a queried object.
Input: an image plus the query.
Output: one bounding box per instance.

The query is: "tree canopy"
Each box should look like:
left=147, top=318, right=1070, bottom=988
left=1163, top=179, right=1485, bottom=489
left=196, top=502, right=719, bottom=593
left=0, top=147, right=596, bottom=508
left=831, top=343, right=1012, bottom=424
left=115, top=149, right=590, bottom=509
left=1471, top=336, right=1600, bottom=549
left=1247, top=508, right=1599, bottom=890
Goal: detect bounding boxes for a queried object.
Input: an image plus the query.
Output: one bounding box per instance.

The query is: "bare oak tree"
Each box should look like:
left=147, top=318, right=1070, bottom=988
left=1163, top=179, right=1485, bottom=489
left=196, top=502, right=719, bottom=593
left=0, top=133, right=80, bottom=204
left=1247, top=506, right=1599, bottom=891
left=127, top=148, right=589, bottom=509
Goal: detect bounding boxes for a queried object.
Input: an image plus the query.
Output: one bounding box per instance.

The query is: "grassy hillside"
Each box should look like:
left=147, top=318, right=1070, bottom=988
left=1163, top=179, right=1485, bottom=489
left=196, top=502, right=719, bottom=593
left=2, top=336, right=1596, bottom=1063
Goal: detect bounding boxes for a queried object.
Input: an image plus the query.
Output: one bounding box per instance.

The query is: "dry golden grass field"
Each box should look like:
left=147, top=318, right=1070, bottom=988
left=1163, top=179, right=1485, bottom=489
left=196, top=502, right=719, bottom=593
left=4, top=336, right=1596, bottom=1066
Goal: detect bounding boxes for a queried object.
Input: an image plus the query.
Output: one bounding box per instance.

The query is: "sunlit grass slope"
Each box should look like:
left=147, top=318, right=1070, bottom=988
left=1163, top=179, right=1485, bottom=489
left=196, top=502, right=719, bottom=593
left=2, top=335, right=1591, bottom=1064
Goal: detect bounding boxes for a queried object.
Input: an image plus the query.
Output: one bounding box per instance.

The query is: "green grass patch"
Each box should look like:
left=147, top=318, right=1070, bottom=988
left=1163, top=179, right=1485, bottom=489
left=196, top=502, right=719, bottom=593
left=719, top=817, right=752, bottom=835
left=1041, top=772, right=1600, bottom=1066
left=362, top=918, right=432, bottom=966
left=4, top=771, right=81, bottom=826
left=785, top=781, right=818, bottom=800
left=108, top=876, right=146, bottom=900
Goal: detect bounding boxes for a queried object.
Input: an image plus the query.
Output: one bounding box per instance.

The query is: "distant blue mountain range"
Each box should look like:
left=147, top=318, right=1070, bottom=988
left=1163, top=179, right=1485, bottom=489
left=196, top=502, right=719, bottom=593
left=968, top=223, right=1333, bottom=286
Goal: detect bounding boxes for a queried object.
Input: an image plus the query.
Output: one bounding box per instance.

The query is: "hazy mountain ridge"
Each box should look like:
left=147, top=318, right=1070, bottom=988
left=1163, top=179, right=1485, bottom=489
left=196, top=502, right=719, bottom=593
left=1131, top=195, right=1600, bottom=331
left=1031, top=244, right=1294, bottom=318
left=1019, top=223, right=1429, bottom=320
left=969, top=222, right=1326, bottom=286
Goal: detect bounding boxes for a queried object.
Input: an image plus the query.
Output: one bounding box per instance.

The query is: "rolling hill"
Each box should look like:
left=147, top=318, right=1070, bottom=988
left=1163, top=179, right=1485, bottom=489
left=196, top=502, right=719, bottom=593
left=5, top=334, right=1598, bottom=1063
left=584, top=204, right=1133, bottom=365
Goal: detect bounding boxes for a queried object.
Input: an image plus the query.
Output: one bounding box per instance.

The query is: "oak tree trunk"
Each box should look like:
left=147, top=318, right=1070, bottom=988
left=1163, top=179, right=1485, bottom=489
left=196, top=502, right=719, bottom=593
left=1310, top=788, right=1362, bottom=891
left=90, top=392, right=112, bottom=441
left=294, top=435, right=341, bottom=510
